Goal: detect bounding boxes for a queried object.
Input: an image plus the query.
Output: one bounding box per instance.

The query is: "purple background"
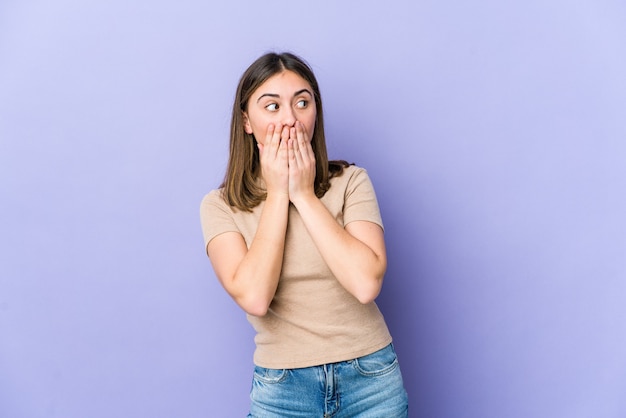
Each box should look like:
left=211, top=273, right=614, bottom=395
left=1, top=1, right=625, bottom=417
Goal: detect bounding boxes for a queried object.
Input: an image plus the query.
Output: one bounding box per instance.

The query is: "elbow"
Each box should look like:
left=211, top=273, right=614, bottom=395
left=355, top=288, right=380, bottom=305
left=356, top=294, right=377, bottom=305
left=353, top=276, right=383, bottom=305
left=354, top=262, right=385, bottom=304
left=228, top=278, right=277, bottom=317
left=246, top=304, right=269, bottom=317
left=238, top=295, right=272, bottom=317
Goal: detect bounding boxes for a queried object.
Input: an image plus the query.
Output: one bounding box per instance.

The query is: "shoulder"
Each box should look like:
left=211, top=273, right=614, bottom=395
left=330, top=164, right=375, bottom=190
left=200, top=188, right=231, bottom=215
left=199, top=188, right=245, bottom=247
left=201, top=188, right=225, bottom=203
left=331, top=164, right=369, bottom=184
left=322, top=165, right=378, bottom=205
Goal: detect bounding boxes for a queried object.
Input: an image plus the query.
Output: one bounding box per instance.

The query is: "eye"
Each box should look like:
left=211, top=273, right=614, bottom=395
left=295, top=99, right=308, bottom=109
left=265, top=103, right=278, bottom=111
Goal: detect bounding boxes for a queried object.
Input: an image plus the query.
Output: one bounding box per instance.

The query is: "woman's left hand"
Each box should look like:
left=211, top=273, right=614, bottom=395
left=287, top=121, right=316, bottom=203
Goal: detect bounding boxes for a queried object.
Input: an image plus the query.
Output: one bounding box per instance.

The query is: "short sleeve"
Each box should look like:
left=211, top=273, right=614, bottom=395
left=199, top=189, right=241, bottom=255
left=342, top=167, right=384, bottom=230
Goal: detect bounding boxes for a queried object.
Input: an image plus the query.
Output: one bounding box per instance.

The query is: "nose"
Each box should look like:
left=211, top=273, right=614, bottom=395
left=281, top=107, right=296, bottom=127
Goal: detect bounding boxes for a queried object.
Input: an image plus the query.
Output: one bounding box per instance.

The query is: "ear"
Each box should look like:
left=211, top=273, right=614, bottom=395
left=242, top=112, right=253, bottom=134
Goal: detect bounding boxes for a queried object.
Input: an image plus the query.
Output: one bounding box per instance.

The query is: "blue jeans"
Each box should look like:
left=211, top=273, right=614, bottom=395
left=248, top=344, right=408, bottom=417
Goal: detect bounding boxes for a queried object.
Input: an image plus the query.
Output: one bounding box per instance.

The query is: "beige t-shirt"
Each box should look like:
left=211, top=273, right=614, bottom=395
left=200, top=165, right=392, bottom=369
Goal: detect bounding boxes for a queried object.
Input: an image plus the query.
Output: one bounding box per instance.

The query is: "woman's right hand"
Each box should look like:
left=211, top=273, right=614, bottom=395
left=209, top=124, right=290, bottom=317
left=257, top=123, right=289, bottom=196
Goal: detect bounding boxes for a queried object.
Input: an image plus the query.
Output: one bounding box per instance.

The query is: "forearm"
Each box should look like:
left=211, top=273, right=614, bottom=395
left=291, top=193, right=386, bottom=304
left=231, top=192, right=289, bottom=315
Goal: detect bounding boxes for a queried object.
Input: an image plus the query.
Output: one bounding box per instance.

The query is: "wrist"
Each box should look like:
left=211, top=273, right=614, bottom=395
left=289, top=190, right=317, bottom=208
left=266, top=190, right=290, bottom=205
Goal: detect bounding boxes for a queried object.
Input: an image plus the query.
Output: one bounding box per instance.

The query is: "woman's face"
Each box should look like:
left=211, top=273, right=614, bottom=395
left=243, top=70, right=317, bottom=145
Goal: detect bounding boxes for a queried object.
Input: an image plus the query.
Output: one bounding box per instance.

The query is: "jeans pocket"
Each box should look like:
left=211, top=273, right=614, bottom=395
left=352, top=344, right=399, bottom=377
left=253, top=365, right=288, bottom=384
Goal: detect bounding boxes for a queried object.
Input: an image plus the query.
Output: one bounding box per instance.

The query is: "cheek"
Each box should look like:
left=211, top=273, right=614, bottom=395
left=306, top=114, right=317, bottom=142
left=245, top=110, right=271, bottom=137
left=248, top=119, right=269, bottom=143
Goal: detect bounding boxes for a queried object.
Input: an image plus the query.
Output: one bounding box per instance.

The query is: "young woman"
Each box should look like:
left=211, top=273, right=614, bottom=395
left=200, top=52, right=408, bottom=417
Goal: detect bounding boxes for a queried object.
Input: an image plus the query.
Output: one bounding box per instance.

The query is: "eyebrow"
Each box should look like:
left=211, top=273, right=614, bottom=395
left=256, top=88, right=313, bottom=103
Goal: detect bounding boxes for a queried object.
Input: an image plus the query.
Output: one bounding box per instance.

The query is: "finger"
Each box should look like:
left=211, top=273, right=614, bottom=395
left=296, top=122, right=313, bottom=162
left=297, top=120, right=310, bottom=142
left=287, top=138, right=296, bottom=165
left=295, top=122, right=305, bottom=149
left=272, top=124, right=283, bottom=143
left=266, top=124, right=282, bottom=158
left=290, top=127, right=304, bottom=167
left=277, top=128, right=288, bottom=160
left=290, top=127, right=298, bottom=151
left=280, top=125, right=290, bottom=144
left=262, top=124, right=273, bottom=154
left=264, top=123, right=275, bottom=145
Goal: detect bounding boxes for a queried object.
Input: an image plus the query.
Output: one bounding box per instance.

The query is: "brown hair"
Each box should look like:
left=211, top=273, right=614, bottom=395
left=221, top=52, right=350, bottom=211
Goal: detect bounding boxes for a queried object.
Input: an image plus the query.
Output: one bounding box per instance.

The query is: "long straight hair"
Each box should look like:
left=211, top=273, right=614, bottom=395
left=221, top=52, right=349, bottom=211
